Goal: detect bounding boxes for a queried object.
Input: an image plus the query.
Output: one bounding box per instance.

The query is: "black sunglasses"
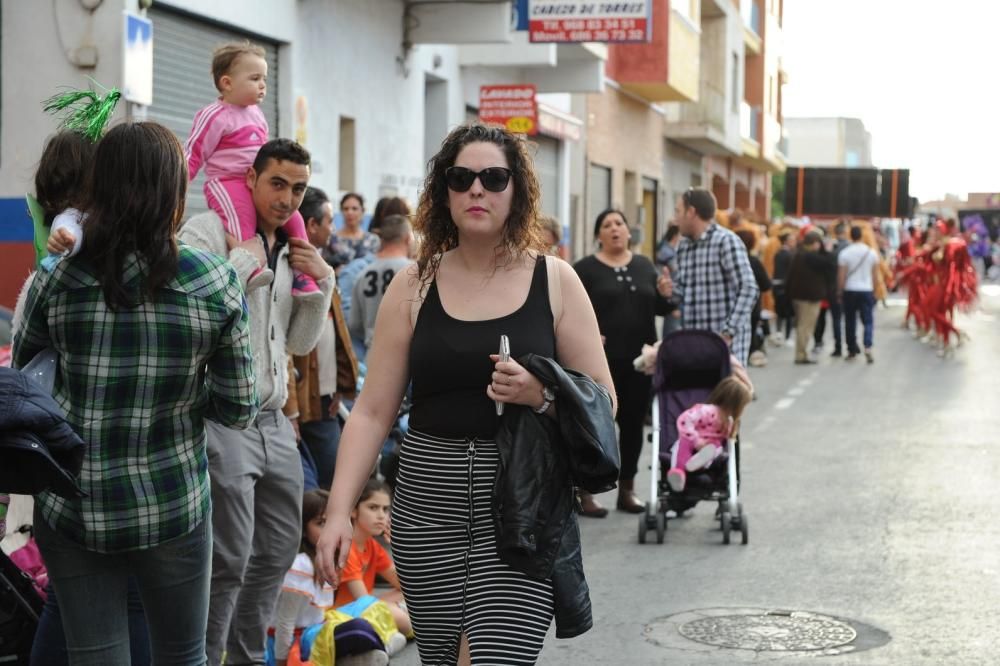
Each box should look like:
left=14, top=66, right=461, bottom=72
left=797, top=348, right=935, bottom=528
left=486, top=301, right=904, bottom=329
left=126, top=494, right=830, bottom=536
left=445, top=166, right=512, bottom=193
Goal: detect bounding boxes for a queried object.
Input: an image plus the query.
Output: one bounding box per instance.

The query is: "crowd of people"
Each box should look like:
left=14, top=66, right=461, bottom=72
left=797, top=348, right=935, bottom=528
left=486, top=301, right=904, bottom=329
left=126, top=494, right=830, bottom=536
left=694, top=212, right=969, bottom=369
left=725, top=213, right=980, bottom=367
left=0, top=38, right=984, bottom=666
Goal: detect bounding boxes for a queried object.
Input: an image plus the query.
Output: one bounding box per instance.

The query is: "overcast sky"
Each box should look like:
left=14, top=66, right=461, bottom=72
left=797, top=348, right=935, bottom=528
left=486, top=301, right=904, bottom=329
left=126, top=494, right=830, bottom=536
left=781, top=1, right=998, bottom=203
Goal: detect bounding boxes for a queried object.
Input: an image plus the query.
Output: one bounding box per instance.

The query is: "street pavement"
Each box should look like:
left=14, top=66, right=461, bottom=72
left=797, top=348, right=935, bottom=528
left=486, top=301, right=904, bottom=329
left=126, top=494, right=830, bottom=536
left=396, top=285, right=1000, bottom=665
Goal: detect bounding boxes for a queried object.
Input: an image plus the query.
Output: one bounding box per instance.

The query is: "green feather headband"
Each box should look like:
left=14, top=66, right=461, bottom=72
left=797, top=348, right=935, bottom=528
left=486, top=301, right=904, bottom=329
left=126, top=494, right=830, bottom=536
left=43, top=80, right=122, bottom=142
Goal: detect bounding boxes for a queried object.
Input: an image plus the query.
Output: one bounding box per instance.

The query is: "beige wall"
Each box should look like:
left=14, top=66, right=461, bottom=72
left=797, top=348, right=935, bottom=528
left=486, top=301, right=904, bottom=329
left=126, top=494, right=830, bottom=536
left=586, top=87, right=665, bottom=254
left=705, top=155, right=772, bottom=221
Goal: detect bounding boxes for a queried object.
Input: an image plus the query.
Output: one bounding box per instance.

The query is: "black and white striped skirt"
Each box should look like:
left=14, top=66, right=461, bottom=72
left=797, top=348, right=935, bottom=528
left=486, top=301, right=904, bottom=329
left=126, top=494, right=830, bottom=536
left=390, top=428, right=555, bottom=665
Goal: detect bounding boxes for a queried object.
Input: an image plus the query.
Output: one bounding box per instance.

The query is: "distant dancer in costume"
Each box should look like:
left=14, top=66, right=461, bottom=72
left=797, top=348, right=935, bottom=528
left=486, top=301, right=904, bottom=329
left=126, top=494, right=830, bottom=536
left=921, top=222, right=977, bottom=354
left=894, top=227, right=925, bottom=332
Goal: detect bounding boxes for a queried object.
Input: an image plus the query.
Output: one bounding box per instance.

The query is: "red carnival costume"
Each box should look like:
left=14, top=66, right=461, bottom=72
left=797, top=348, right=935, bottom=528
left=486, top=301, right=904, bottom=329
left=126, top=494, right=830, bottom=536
left=895, top=230, right=925, bottom=330
left=903, top=223, right=978, bottom=346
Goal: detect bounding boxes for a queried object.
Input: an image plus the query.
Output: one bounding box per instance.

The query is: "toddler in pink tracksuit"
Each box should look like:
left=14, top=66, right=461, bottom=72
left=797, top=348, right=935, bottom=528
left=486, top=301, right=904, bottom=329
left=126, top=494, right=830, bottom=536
left=666, top=376, right=753, bottom=493
left=186, top=42, right=318, bottom=297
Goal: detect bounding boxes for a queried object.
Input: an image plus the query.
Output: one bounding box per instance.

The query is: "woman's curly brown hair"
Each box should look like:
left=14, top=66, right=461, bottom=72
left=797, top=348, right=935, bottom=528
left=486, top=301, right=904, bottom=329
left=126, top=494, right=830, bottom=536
left=413, top=123, right=545, bottom=284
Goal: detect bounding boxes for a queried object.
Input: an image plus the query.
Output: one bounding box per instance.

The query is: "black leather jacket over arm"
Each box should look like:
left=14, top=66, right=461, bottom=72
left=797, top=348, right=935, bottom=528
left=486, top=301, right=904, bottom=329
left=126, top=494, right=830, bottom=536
left=0, top=367, right=86, bottom=498
left=493, top=354, right=619, bottom=639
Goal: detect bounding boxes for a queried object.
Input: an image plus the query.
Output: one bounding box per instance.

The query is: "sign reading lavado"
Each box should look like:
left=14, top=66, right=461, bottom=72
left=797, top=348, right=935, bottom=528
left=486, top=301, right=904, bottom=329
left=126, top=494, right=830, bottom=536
left=527, top=0, right=652, bottom=43
left=479, top=85, right=538, bottom=136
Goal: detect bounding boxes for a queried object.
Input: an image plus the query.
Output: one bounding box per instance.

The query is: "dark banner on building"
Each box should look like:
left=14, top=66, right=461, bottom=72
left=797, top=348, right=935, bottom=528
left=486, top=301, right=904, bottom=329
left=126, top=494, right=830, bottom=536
left=784, top=167, right=912, bottom=218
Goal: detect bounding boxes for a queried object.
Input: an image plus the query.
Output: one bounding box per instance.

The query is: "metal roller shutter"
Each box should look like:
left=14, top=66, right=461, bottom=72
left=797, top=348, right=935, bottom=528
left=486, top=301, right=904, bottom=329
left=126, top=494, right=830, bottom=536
left=532, top=135, right=560, bottom=219
left=588, top=163, right=611, bottom=224
left=146, top=6, right=279, bottom=216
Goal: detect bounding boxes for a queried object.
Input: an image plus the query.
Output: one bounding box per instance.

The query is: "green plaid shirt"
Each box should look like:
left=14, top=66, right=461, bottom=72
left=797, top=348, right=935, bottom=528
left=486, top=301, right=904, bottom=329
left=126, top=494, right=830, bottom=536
left=13, top=245, right=259, bottom=553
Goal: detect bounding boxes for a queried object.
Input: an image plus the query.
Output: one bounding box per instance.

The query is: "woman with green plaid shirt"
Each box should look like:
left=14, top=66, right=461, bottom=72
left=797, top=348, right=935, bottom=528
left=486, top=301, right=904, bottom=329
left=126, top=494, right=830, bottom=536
left=13, top=122, right=259, bottom=665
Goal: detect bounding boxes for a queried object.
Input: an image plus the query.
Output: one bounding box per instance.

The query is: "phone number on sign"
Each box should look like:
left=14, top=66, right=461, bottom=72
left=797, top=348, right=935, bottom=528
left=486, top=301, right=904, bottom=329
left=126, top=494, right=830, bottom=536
left=532, top=28, right=646, bottom=42
left=535, top=18, right=643, bottom=30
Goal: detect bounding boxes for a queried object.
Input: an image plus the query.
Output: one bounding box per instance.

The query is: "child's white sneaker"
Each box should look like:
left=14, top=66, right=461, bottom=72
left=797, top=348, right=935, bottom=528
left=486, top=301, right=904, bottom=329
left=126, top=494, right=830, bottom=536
left=247, top=266, right=274, bottom=291
left=338, top=651, right=389, bottom=666
left=385, top=631, right=408, bottom=657
left=666, top=468, right=686, bottom=493
left=685, top=445, right=720, bottom=472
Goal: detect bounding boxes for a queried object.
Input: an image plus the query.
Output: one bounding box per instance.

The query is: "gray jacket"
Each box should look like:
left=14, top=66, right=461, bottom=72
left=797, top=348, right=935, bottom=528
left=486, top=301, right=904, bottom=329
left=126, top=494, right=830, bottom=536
left=178, top=212, right=334, bottom=411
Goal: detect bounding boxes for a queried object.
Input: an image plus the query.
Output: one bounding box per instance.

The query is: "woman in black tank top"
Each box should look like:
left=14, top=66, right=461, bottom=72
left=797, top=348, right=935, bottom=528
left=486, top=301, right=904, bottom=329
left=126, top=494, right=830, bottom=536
left=317, top=124, right=614, bottom=666
left=408, top=254, right=555, bottom=439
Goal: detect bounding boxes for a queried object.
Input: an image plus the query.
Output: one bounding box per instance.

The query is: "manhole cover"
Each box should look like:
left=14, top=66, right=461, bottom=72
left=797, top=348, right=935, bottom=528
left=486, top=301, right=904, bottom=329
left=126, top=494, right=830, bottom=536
left=678, top=611, right=857, bottom=651
left=644, top=608, right=890, bottom=658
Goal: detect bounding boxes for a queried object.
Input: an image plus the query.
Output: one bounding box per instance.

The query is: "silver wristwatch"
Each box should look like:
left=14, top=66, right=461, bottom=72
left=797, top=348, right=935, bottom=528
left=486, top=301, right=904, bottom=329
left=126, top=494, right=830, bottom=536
left=534, top=386, right=556, bottom=414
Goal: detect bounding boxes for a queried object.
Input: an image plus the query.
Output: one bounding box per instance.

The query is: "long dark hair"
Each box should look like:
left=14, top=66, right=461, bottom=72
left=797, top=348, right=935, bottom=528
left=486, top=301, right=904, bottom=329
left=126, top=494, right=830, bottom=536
left=79, top=122, right=187, bottom=310
left=35, top=131, right=96, bottom=227
left=340, top=192, right=365, bottom=210
left=413, top=123, right=544, bottom=285
left=301, top=489, right=329, bottom=585
left=593, top=208, right=629, bottom=239
left=370, top=196, right=411, bottom=234
left=356, top=478, right=391, bottom=508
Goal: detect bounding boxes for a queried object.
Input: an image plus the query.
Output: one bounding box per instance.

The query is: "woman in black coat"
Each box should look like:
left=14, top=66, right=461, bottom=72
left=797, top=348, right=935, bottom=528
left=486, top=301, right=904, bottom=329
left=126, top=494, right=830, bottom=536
left=736, top=229, right=773, bottom=362
left=574, top=209, right=673, bottom=515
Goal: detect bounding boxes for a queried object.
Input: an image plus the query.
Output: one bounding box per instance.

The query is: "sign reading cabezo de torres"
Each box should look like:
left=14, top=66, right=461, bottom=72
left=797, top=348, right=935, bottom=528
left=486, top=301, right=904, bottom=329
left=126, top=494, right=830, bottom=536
left=528, top=0, right=651, bottom=43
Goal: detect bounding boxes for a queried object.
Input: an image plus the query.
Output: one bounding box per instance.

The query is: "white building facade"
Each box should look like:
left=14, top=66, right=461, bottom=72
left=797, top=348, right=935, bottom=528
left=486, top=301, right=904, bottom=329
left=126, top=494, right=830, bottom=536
left=784, top=117, right=873, bottom=168
left=0, top=0, right=602, bottom=307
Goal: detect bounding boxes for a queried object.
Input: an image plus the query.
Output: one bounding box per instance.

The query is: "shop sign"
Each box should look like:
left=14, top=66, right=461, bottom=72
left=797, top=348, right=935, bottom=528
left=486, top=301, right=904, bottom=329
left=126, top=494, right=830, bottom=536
left=527, top=0, right=652, bottom=43
left=479, top=85, right=538, bottom=135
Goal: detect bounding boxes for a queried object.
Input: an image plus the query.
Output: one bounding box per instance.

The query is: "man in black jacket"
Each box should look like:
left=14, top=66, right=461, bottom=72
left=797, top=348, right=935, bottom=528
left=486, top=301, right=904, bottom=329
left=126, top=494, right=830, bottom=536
left=786, top=231, right=836, bottom=364
left=813, top=220, right=850, bottom=356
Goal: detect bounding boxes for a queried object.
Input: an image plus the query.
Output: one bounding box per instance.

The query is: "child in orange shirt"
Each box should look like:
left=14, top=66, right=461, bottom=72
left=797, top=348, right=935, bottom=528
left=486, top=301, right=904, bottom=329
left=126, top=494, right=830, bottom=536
left=336, top=480, right=411, bottom=637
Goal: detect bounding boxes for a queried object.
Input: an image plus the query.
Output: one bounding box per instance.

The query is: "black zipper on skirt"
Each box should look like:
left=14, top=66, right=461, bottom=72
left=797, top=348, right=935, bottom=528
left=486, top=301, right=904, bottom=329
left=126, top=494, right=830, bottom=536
left=457, top=438, right=477, bottom=648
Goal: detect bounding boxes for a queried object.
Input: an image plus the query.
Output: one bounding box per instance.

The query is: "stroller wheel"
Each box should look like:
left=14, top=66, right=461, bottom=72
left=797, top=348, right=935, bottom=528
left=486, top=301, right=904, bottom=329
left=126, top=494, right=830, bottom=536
left=637, top=503, right=654, bottom=544
left=740, top=514, right=749, bottom=545
left=721, top=512, right=732, bottom=545
left=655, top=511, right=667, bottom=544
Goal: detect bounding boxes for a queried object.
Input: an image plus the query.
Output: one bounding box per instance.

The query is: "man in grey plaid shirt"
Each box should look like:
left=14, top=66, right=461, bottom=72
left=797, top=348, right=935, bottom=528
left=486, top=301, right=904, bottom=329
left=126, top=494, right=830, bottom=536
left=669, top=189, right=759, bottom=363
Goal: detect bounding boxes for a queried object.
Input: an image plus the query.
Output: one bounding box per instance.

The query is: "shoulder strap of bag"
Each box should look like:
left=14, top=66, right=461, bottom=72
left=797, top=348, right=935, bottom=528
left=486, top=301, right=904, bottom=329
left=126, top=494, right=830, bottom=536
left=845, top=247, right=870, bottom=280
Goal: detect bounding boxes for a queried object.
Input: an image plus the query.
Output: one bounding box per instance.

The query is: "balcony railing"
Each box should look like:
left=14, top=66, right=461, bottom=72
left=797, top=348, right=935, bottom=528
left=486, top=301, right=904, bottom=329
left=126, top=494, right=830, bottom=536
left=740, top=101, right=761, bottom=142
left=675, top=83, right=727, bottom=130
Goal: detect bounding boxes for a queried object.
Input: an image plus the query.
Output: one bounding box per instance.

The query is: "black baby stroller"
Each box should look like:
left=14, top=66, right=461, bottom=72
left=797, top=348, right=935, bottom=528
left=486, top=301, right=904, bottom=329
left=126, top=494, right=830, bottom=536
left=0, top=544, right=44, bottom=663
left=637, top=329, right=748, bottom=545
